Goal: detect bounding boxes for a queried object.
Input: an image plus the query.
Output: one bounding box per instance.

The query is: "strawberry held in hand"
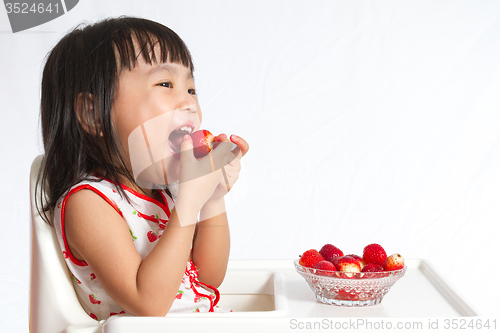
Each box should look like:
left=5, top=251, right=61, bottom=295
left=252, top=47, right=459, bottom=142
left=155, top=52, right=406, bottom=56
left=190, top=129, right=215, bottom=158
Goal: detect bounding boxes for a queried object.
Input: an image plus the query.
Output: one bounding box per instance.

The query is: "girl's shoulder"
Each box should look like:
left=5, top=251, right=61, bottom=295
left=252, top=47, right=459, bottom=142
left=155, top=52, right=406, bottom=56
left=53, top=175, right=120, bottom=210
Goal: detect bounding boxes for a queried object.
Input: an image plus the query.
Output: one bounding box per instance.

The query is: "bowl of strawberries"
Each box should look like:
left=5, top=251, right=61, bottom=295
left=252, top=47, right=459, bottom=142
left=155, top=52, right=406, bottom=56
left=295, top=243, right=406, bottom=307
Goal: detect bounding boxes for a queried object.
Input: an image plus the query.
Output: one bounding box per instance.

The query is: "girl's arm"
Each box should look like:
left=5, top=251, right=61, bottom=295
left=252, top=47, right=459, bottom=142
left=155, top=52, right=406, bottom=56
left=191, top=134, right=249, bottom=288
left=192, top=198, right=230, bottom=288
left=65, top=191, right=198, bottom=316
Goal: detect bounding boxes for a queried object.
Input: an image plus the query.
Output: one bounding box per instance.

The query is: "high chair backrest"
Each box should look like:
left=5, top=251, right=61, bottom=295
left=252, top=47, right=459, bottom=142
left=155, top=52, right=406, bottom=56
left=29, top=155, right=99, bottom=333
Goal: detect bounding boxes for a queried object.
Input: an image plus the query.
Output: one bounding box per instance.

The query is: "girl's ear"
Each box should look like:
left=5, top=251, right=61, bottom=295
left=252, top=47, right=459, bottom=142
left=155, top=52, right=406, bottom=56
left=75, top=92, right=103, bottom=136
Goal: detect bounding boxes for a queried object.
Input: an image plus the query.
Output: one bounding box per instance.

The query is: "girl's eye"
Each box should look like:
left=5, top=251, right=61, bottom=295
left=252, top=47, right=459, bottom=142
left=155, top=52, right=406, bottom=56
left=158, top=82, right=172, bottom=88
left=188, top=88, right=196, bottom=95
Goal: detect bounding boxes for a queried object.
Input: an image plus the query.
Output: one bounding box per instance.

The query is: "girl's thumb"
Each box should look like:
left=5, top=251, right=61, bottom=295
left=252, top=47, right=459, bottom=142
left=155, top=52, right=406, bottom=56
left=180, top=134, right=194, bottom=160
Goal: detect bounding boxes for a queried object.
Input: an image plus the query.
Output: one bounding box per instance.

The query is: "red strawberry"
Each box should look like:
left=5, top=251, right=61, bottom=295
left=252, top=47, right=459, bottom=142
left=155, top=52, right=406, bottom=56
left=90, top=273, right=96, bottom=281
left=335, top=256, right=361, bottom=273
left=383, top=253, right=405, bottom=271
left=361, top=263, right=383, bottom=272
left=147, top=231, right=158, bottom=242
left=175, top=290, right=184, bottom=300
left=313, top=260, right=336, bottom=276
left=89, top=293, right=101, bottom=305
left=362, top=243, right=387, bottom=266
left=90, top=313, right=98, bottom=320
left=299, top=249, right=324, bottom=268
left=190, top=129, right=215, bottom=159
left=346, top=254, right=362, bottom=261
left=346, top=254, right=365, bottom=269
left=319, top=244, right=344, bottom=261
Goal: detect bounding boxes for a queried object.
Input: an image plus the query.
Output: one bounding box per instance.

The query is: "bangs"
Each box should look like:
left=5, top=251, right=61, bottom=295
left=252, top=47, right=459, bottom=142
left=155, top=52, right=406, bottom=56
left=111, top=19, right=194, bottom=73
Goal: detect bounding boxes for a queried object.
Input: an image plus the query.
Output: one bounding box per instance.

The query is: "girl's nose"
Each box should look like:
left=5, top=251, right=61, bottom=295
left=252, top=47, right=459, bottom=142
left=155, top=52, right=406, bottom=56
left=178, top=103, right=197, bottom=113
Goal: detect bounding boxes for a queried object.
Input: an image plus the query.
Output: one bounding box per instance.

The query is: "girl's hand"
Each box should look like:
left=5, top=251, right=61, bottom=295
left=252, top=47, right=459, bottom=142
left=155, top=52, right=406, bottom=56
left=206, top=134, right=249, bottom=203
left=175, top=134, right=235, bottom=223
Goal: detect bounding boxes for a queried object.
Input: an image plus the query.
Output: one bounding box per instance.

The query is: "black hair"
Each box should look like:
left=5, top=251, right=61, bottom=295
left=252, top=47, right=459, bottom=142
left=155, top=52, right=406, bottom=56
left=37, top=16, right=194, bottom=225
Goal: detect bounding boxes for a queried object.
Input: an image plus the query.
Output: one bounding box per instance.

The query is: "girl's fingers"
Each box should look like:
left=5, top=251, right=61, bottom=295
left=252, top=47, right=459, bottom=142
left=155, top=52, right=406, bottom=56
left=221, top=165, right=239, bottom=189
left=230, top=135, right=249, bottom=157
left=214, top=133, right=230, bottom=142
left=212, top=133, right=237, bottom=167
left=210, top=133, right=247, bottom=172
left=210, top=140, right=234, bottom=170
left=226, top=155, right=241, bottom=170
left=179, top=135, right=195, bottom=163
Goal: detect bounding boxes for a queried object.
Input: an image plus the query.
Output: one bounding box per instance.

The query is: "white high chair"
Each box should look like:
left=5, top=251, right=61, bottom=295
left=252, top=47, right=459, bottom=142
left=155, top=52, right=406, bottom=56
left=29, top=155, right=101, bottom=333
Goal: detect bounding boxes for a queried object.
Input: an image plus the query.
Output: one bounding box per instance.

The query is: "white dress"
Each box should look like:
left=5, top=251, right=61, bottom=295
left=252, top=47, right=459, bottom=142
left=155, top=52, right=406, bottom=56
left=53, top=176, right=229, bottom=321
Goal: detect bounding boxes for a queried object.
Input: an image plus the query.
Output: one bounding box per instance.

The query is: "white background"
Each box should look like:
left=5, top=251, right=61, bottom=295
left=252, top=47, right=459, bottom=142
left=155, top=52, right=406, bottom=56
left=1, top=0, right=500, bottom=331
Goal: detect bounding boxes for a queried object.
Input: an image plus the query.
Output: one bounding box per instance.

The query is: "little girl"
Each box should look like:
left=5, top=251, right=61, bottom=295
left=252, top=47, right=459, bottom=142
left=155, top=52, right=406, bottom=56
left=37, top=17, right=248, bottom=320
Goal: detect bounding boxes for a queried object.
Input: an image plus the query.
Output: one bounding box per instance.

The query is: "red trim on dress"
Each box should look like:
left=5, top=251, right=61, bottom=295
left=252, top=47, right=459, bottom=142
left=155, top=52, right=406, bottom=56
left=135, top=211, right=167, bottom=229
left=60, top=184, right=123, bottom=267
left=159, top=191, right=173, bottom=219
left=185, top=260, right=220, bottom=312
left=99, top=177, right=171, bottom=219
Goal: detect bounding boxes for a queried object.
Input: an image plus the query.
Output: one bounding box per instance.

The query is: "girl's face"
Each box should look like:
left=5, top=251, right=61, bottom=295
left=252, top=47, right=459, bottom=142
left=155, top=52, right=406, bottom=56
left=112, top=53, right=201, bottom=189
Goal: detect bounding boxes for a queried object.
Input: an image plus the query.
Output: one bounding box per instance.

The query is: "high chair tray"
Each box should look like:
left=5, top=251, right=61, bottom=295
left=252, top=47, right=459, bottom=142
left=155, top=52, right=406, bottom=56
left=75, top=259, right=479, bottom=333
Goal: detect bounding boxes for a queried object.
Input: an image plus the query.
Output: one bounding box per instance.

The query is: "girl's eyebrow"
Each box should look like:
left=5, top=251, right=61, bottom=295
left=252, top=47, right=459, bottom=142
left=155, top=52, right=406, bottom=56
left=146, top=63, right=193, bottom=79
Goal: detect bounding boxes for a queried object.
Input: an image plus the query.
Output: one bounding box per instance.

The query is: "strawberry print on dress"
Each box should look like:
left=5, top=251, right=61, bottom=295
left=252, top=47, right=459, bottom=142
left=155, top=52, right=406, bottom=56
left=89, top=293, right=101, bottom=305
left=147, top=230, right=159, bottom=242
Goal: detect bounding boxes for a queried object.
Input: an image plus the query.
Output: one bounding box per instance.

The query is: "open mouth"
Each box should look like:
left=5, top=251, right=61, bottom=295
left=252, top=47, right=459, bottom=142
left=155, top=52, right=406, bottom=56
left=168, top=125, right=195, bottom=154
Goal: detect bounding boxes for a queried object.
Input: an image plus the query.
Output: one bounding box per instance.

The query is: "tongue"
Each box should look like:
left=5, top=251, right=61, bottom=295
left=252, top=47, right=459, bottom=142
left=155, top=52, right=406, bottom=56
left=168, top=130, right=189, bottom=153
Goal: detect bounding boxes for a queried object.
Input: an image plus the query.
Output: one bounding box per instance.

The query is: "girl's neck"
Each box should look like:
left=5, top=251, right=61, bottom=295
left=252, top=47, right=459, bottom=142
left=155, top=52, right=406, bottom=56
left=122, top=177, right=160, bottom=201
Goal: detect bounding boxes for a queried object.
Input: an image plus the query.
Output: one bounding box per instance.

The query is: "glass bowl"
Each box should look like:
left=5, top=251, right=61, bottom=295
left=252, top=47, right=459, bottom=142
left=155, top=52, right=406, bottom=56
left=294, top=259, right=407, bottom=307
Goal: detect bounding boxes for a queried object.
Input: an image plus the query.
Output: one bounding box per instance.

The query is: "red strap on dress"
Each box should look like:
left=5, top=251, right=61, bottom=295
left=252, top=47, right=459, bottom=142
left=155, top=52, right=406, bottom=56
left=185, top=262, right=220, bottom=312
